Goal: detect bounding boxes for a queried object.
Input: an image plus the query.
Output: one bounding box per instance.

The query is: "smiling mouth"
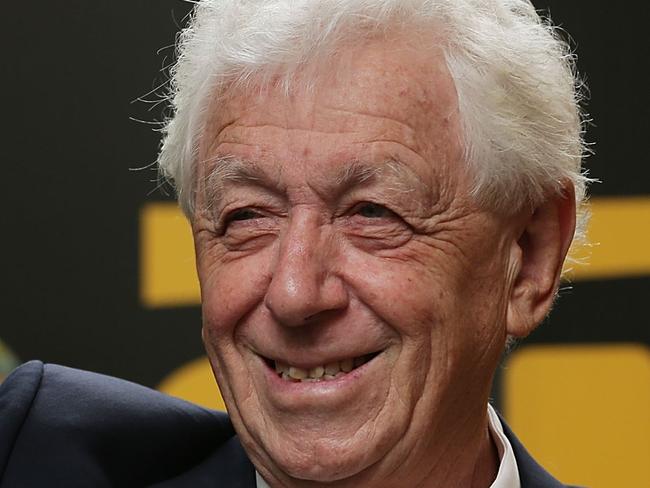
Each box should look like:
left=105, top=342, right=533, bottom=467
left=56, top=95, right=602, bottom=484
left=263, top=352, right=381, bottom=383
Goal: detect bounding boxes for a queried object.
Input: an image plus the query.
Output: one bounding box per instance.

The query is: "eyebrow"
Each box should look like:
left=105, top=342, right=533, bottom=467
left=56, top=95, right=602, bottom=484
left=203, top=156, right=283, bottom=211
left=202, top=155, right=429, bottom=212
left=332, top=159, right=426, bottom=200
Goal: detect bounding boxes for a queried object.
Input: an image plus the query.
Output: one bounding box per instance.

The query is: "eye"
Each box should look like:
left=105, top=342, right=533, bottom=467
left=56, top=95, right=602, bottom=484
left=345, top=201, right=413, bottom=250
left=227, top=208, right=261, bottom=222
left=354, top=202, right=396, bottom=219
left=220, top=208, right=265, bottom=233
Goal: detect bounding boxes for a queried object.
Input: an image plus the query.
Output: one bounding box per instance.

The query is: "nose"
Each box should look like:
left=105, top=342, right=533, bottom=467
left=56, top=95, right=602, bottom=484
left=264, top=213, right=349, bottom=326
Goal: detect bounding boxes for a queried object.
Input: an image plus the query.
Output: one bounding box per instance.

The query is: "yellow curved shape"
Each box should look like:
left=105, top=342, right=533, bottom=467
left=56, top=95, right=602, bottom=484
left=158, top=357, right=227, bottom=411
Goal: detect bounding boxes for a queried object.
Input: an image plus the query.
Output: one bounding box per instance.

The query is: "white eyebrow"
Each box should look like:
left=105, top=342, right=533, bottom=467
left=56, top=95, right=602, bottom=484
left=202, top=156, right=283, bottom=211
left=334, top=160, right=383, bottom=187
left=202, top=155, right=429, bottom=212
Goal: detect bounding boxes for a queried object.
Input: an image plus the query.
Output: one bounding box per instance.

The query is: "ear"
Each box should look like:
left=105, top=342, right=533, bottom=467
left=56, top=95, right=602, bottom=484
left=506, top=183, right=577, bottom=338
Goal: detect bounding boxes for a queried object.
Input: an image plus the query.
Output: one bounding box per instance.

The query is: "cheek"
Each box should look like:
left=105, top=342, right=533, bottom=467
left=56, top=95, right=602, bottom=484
left=197, top=246, right=275, bottom=414
left=197, top=243, right=274, bottom=336
left=342, top=244, right=454, bottom=337
left=342, top=239, right=508, bottom=371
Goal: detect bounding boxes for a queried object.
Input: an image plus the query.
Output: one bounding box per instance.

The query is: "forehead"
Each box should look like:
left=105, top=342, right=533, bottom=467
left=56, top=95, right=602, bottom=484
left=198, top=33, right=464, bottom=193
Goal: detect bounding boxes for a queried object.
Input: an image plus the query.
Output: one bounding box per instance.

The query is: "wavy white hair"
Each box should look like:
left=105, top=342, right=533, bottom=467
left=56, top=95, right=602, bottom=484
left=157, top=0, right=589, bottom=236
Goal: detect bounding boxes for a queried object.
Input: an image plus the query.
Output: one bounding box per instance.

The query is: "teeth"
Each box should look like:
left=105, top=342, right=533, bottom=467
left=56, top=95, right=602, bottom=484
left=288, top=367, right=308, bottom=380
left=309, top=366, right=324, bottom=379
left=273, top=354, right=376, bottom=383
left=340, top=358, right=354, bottom=373
left=324, top=362, right=340, bottom=375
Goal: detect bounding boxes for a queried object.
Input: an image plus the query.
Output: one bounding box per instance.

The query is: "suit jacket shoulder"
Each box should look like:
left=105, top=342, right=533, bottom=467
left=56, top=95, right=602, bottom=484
left=0, top=361, right=255, bottom=488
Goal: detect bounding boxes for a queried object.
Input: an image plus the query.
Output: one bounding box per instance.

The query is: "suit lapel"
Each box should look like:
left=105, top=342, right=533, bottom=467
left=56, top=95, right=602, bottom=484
left=498, top=414, right=568, bottom=488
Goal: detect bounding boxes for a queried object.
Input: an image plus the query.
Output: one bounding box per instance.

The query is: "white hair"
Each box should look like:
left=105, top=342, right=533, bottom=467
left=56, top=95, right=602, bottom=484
left=157, top=0, right=590, bottom=237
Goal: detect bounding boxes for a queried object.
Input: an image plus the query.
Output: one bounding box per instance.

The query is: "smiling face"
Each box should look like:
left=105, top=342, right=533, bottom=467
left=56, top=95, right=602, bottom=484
left=192, top=36, right=525, bottom=486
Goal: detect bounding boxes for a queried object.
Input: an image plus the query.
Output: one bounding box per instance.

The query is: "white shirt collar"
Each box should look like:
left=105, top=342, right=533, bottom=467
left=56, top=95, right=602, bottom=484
left=256, top=471, right=270, bottom=488
left=256, top=405, right=520, bottom=488
left=487, top=403, right=521, bottom=488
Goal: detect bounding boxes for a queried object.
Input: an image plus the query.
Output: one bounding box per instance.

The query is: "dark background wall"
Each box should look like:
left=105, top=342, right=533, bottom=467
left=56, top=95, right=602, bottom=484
left=4, top=1, right=199, bottom=385
left=2, top=0, right=648, bottom=391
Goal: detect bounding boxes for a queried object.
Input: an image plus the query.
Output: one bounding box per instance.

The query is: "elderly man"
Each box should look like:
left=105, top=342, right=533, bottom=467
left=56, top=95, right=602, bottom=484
left=0, top=0, right=587, bottom=487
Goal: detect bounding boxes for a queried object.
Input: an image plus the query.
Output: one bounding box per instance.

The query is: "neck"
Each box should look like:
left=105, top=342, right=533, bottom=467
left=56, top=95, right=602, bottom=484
left=470, top=420, right=500, bottom=488
left=415, top=412, right=499, bottom=488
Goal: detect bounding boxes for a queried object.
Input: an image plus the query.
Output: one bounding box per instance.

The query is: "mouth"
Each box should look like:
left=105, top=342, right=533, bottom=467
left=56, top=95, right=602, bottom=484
left=262, top=352, right=381, bottom=383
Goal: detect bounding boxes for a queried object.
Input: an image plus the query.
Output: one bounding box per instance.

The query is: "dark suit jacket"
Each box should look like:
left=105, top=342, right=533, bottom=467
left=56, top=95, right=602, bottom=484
left=0, top=361, right=576, bottom=487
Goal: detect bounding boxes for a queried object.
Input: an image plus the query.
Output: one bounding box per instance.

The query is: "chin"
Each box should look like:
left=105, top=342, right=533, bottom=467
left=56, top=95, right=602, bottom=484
left=279, top=457, right=366, bottom=483
left=266, top=435, right=375, bottom=483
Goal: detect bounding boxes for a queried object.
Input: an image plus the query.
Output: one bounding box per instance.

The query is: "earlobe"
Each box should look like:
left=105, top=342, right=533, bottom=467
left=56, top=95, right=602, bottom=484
left=506, top=184, right=577, bottom=338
